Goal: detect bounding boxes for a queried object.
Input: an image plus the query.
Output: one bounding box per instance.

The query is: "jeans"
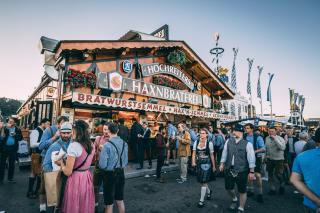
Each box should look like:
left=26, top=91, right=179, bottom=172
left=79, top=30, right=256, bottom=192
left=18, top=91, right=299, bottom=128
left=0, top=148, right=17, bottom=181
left=180, top=157, right=188, bottom=181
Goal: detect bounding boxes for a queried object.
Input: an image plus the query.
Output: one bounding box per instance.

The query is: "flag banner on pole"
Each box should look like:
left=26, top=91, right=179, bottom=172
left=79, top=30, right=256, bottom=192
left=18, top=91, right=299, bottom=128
left=301, top=97, right=305, bottom=113
left=294, top=93, right=299, bottom=105
left=298, top=95, right=303, bottom=105
left=289, top=89, right=294, bottom=111
left=266, top=73, right=274, bottom=102
left=246, top=58, right=253, bottom=95
left=231, top=48, right=238, bottom=91
left=257, top=67, right=263, bottom=99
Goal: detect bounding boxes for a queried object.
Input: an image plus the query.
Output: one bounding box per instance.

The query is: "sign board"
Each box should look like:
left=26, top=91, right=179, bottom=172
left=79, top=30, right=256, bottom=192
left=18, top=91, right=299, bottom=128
left=72, top=92, right=235, bottom=121
left=150, top=24, right=169, bottom=40
left=122, top=60, right=133, bottom=73
left=122, top=78, right=201, bottom=105
left=141, top=63, right=194, bottom=90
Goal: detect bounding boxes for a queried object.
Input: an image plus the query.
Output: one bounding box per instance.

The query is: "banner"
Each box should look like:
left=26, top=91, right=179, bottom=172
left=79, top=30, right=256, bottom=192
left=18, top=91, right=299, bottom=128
left=72, top=92, right=235, bottom=121
left=266, top=73, right=274, bottom=102
left=289, top=89, right=294, bottom=111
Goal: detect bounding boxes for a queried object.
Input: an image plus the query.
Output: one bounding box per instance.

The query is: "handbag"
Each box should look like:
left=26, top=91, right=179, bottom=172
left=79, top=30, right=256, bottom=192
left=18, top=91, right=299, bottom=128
left=44, top=170, right=62, bottom=207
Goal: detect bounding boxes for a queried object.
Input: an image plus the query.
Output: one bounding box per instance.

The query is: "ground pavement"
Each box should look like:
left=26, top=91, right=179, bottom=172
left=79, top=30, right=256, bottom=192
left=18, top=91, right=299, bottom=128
left=0, top=166, right=305, bottom=213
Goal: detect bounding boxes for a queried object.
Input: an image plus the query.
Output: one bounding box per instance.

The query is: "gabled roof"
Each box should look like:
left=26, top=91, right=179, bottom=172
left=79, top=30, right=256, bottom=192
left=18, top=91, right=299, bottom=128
left=55, top=40, right=235, bottom=99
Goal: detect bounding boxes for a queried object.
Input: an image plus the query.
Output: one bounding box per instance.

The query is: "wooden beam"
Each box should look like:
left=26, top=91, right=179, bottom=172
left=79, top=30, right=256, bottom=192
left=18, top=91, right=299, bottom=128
left=121, top=47, right=130, bottom=56
left=150, top=47, right=158, bottom=55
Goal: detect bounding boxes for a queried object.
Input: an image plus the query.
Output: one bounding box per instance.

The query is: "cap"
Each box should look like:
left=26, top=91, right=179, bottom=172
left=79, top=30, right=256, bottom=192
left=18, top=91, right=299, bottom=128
left=60, top=122, right=72, bottom=133
left=234, top=124, right=244, bottom=133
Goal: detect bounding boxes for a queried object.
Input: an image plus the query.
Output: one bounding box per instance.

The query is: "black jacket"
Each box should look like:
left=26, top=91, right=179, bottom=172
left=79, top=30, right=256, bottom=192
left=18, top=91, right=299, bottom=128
left=118, top=124, right=129, bottom=143
left=0, top=126, right=23, bottom=152
left=142, top=128, right=151, bottom=143
left=130, top=122, right=144, bottom=143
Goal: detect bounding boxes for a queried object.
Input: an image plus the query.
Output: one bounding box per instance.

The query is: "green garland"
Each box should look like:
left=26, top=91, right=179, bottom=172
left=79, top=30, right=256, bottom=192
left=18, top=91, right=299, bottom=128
left=167, top=50, right=186, bottom=66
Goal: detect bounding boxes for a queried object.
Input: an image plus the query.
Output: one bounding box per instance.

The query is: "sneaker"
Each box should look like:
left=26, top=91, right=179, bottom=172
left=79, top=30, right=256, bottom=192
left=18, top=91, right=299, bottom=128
left=279, top=186, right=285, bottom=195
left=247, top=191, right=254, bottom=197
left=268, top=190, right=276, bottom=195
left=177, top=179, right=186, bottom=184
left=144, top=174, right=150, bottom=178
left=257, top=194, right=264, bottom=203
left=197, top=201, right=205, bottom=208
left=237, top=208, right=244, bottom=213
left=175, top=177, right=182, bottom=181
left=229, top=201, right=238, bottom=211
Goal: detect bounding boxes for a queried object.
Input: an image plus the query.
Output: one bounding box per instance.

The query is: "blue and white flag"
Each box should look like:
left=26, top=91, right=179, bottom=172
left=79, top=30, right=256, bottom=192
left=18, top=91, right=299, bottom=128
left=301, top=97, right=305, bottom=113
left=257, top=67, right=263, bottom=99
left=231, top=48, right=238, bottom=91
left=246, top=58, right=254, bottom=95
left=266, top=73, right=274, bottom=102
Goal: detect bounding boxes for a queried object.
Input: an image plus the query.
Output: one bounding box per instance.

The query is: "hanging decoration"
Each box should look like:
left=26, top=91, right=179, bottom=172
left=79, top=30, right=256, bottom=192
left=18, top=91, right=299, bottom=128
left=167, top=50, right=186, bottom=65
left=153, top=75, right=188, bottom=91
left=213, top=99, right=222, bottom=111
left=64, top=68, right=97, bottom=89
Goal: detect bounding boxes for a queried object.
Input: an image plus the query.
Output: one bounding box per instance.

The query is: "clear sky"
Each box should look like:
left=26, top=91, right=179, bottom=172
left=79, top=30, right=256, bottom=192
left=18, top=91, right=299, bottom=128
left=0, top=0, right=319, bottom=118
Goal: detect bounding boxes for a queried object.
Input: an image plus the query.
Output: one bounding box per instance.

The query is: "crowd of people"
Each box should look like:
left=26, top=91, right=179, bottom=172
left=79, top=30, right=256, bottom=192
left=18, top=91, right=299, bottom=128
left=0, top=116, right=319, bottom=213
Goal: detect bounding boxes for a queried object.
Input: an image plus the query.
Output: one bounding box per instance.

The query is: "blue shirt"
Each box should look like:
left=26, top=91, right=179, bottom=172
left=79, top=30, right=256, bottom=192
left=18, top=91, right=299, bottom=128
left=42, top=138, right=70, bottom=172
left=245, top=134, right=265, bottom=157
left=214, top=134, right=225, bottom=149
left=167, top=124, right=177, bottom=138
left=189, top=129, right=198, bottom=147
left=292, top=148, right=320, bottom=210
left=6, top=127, right=15, bottom=146
left=99, top=136, right=128, bottom=171
left=39, top=125, right=58, bottom=157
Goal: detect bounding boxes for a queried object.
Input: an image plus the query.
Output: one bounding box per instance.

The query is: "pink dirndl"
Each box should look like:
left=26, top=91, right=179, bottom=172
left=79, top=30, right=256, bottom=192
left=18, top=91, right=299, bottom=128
left=62, top=144, right=95, bottom=213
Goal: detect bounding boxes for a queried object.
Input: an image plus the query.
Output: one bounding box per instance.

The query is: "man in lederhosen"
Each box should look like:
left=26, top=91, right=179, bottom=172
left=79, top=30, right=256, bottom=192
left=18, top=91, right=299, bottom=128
left=220, top=124, right=256, bottom=213
left=27, top=118, right=50, bottom=199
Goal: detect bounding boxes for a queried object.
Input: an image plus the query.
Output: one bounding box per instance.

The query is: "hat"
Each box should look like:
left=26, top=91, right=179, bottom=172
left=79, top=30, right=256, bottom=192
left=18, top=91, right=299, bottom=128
left=233, top=124, right=244, bottom=133
left=60, top=122, right=72, bottom=133
left=314, top=128, right=320, bottom=143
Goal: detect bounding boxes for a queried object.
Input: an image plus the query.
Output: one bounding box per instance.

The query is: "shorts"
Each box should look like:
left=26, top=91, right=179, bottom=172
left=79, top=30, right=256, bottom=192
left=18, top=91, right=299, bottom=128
left=168, top=138, right=176, bottom=151
left=31, top=153, right=42, bottom=175
left=224, top=170, right=248, bottom=193
left=266, top=159, right=284, bottom=176
left=254, top=157, right=262, bottom=173
left=103, top=169, right=125, bottom=205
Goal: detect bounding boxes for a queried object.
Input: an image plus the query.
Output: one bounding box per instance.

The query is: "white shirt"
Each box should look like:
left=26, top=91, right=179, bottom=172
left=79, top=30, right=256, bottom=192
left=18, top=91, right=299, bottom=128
left=294, top=140, right=307, bottom=155
left=193, top=140, right=214, bottom=153
left=29, top=127, right=43, bottom=148
left=67, top=142, right=83, bottom=157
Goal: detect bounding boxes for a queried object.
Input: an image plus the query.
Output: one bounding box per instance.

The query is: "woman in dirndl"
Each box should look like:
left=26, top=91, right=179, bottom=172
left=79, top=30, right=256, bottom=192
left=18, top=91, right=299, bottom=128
left=192, top=128, right=216, bottom=208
